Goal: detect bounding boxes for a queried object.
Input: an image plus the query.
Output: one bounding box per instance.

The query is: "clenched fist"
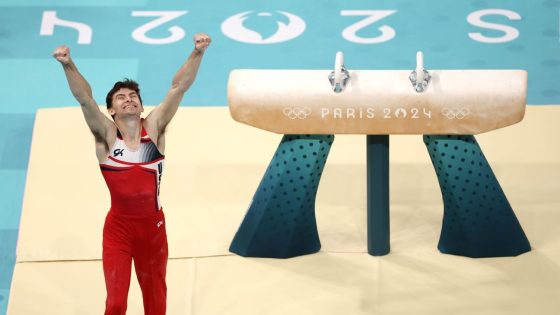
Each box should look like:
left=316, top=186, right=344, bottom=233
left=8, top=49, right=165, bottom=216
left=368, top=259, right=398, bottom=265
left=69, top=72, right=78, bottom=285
left=52, top=45, right=71, bottom=65
left=193, top=33, right=211, bottom=53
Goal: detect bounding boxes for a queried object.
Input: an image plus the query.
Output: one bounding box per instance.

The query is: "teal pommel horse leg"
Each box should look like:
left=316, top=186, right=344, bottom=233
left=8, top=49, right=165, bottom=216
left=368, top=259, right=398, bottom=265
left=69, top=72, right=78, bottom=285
left=424, top=135, right=531, bottom=257
left=229, top=135, right=334, bottom=258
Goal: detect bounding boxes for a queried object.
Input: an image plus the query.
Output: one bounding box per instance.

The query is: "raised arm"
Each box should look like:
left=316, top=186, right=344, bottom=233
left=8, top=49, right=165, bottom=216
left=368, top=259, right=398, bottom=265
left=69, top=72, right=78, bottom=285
left=146, top=33, right=211, bottom=135
left=53, top=45, right=113, bottom=144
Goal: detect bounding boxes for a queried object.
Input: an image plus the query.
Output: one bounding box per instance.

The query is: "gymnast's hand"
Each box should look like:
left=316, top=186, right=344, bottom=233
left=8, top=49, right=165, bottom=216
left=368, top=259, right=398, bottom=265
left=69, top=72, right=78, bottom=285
left=52, top=45, right=71, bottom=65
left=194, top=33, right=211, bottom=53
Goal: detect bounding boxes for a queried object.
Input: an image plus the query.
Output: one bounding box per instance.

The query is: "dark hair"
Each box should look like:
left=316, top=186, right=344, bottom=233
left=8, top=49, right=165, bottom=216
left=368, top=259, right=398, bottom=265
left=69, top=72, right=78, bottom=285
left=105, top=78, right=143, bottom=111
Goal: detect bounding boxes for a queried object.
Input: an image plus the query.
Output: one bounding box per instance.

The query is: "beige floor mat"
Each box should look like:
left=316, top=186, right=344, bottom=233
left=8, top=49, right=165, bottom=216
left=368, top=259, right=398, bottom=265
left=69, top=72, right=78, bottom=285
left=9, top=106, right=560, bottom=314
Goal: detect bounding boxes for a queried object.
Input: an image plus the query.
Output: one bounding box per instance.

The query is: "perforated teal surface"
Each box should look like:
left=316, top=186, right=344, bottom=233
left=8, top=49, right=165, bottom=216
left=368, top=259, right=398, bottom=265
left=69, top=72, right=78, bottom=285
left=230, top=135, right=334, bottom=258
left=424, top=135, right=531, bottom=257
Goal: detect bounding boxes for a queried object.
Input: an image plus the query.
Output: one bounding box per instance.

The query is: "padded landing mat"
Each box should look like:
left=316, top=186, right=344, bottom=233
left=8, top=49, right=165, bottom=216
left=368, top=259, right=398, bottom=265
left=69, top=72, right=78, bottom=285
left=9, top=106, right=560, bottom=314
left=16, top=106, right=560, bottom=261
left=9, top=247, right=560, bottom=315
left=8, top=259, right=193, bottom=314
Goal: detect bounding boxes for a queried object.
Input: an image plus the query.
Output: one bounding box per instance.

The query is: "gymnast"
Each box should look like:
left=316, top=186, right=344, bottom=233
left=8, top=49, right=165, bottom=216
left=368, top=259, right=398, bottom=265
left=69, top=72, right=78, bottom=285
left=53, top=33, right=211, bottom=315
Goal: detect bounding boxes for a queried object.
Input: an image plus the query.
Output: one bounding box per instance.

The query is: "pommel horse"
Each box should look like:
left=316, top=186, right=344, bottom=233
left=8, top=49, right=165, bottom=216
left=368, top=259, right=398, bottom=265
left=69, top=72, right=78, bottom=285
left=227, top=52, right=531, bottom=258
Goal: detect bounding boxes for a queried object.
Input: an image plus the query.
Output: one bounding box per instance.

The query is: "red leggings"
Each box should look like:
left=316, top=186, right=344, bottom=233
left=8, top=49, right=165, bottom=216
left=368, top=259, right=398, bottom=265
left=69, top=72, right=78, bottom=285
left=103, top=210, right=168, bottom=315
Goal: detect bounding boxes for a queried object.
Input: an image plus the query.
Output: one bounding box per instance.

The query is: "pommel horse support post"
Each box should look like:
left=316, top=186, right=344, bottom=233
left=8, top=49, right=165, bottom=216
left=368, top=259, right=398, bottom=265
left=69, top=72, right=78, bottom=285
left=227, top=54, right=531, bottom=259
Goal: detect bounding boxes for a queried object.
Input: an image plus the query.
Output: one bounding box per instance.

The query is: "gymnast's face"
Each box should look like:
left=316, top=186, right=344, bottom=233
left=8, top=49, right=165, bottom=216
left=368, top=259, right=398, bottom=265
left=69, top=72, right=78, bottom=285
left=109, top=88, right=143, bottom=118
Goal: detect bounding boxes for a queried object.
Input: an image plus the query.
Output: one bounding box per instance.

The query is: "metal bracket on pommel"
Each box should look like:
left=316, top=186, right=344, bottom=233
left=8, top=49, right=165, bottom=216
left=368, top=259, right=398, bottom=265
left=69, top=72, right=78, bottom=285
left=410, top=51, right=431, bottom=93
left=328, top=51, right=350, bottom=93
left=227, top=51, right=531, bottom=259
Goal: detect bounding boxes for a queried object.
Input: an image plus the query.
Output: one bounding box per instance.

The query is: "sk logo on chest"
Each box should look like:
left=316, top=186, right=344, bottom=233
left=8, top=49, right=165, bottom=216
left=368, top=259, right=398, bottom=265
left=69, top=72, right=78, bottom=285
left=113, top=149, right=124, bottom=157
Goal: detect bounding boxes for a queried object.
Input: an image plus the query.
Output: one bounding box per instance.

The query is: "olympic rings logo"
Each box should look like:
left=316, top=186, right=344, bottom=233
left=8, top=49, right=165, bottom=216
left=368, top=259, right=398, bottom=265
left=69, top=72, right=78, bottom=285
left=441, top=108, right=470, bottom=119
left=283, top=107, right=311, bottom=119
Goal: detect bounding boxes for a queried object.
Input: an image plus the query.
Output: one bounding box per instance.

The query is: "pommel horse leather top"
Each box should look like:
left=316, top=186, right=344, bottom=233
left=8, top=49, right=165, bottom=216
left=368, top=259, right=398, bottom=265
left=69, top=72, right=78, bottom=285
left=228, top=69, right=527, bottom=135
